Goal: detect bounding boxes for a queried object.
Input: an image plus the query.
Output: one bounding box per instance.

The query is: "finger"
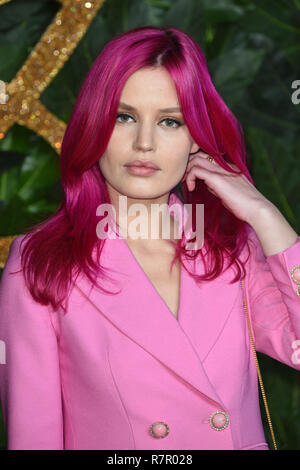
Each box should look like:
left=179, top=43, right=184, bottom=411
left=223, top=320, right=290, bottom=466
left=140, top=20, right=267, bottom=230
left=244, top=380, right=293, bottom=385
left=189, top=151, right=217, bottom=163
left=181, top=156, right=218, bottom=183
left=185, top=165, right=216, bottom=191
left=186, top=155, right=223, bottom=175
left=187, top=154, right=241, bottom=176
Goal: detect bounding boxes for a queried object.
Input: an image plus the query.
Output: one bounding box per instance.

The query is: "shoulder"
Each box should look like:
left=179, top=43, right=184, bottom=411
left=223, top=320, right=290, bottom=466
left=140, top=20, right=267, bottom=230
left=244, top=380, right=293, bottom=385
left=2, top=234, right=29, bottom=274
left=1, top=234, right=38, bottom=292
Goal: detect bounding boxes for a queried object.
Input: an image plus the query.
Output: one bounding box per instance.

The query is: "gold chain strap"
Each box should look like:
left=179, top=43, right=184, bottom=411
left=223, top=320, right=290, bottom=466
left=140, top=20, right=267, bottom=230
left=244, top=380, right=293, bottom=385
left=240, top=279, right=278, bottom=450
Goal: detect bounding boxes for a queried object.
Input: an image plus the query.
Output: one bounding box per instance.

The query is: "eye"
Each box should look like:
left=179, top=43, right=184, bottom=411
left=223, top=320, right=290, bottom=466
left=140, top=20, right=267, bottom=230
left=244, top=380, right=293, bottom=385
left=116, top=113, right=134, bottom=123
left=161, top=118, right=182, bottom=128
left=116, top=113, right=183, bottom=128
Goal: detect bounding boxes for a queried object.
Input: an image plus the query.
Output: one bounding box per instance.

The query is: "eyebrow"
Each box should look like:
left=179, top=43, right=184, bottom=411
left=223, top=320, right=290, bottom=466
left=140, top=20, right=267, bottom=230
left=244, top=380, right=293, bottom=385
left=118, top=101, right=182, bottom=113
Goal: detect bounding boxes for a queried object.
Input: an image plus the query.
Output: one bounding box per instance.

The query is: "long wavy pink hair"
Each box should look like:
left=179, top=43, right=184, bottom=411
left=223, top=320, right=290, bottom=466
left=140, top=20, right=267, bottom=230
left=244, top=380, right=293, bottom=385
left=17, top=25, right=253, bottom=313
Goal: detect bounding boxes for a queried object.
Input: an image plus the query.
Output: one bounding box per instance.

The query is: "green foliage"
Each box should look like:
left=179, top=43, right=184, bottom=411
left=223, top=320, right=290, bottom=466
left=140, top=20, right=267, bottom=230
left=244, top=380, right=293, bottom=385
left=0, top=0, right=299, bottom=450
left=0, top=125, right=61, bottom=235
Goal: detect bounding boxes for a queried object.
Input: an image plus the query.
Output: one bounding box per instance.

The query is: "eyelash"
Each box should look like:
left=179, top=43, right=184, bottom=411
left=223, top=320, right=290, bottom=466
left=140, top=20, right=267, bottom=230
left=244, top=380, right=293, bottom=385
left=116, top=113, right=183, bottom=129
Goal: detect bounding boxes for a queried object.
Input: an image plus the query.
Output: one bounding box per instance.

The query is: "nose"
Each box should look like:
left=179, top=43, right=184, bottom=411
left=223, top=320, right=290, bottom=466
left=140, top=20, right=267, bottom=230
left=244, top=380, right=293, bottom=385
left=133, top=121, right=155, bottom=152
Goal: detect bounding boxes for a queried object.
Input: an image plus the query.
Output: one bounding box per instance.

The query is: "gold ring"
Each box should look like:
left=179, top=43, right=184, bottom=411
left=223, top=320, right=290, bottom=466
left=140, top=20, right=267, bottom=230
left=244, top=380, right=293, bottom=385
left=207, top=155, right=215, bottom=164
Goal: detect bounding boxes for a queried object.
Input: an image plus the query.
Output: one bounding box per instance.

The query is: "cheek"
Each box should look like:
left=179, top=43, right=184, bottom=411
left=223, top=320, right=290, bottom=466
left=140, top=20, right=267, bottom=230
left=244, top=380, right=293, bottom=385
left=98, top=154, right=107, bottom=176
left=162, top=136, right=190, bottom=158
left=99, top=148, right=118, bottom=173
left=164, top=150, right=189, bottom=174
left=98, top=154, right=117, bottom=184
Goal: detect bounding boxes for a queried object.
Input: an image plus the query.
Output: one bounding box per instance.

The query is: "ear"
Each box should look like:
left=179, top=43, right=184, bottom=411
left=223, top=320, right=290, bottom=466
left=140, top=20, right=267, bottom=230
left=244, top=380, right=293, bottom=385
left=190, top=140, right=199, bottom=154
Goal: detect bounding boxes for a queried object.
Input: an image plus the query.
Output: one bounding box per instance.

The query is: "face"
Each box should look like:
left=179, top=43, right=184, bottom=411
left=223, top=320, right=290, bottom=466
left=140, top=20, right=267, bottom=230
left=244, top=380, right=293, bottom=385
left=99, top=66, right=199, bottom=204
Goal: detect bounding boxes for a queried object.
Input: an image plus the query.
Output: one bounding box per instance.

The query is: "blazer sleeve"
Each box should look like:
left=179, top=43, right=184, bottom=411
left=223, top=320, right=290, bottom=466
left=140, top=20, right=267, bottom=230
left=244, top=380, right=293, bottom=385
left=245, top=227, right=300, bottom=370
left=0, top=236, right=64, bottom=450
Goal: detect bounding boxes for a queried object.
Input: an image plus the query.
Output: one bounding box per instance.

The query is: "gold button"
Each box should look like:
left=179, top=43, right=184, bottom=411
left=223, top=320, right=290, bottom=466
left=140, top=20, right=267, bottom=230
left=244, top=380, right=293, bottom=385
left=209, top=411, right=229, bottom=431
left=291, top=265, right=300, bottom=284
left=149, top=421, right=169, bottom=439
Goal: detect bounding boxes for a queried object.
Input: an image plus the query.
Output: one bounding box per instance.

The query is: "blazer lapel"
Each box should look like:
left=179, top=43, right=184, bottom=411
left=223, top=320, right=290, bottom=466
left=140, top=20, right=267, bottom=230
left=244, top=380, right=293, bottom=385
left=73, top=193, right=238, bottom=410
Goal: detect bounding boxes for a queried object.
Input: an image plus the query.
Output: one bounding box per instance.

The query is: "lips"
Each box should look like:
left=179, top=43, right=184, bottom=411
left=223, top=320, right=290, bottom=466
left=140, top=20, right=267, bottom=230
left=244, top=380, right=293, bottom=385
left=124, top=160, right=160, bottom=170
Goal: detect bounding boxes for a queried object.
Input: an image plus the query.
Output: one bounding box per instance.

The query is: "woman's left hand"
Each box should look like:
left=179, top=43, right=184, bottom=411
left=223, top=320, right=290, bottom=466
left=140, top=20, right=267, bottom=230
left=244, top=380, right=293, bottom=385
left=181, top=150, right=273, bottom=224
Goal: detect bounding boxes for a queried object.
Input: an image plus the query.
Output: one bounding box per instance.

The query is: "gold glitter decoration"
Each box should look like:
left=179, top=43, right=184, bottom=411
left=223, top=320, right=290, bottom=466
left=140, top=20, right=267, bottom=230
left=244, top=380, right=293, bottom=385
left=0, top=0, right=106, bottom=267
left=0, top=0, right=105, bottom=153
left=0, top=235, right=21, bottom=268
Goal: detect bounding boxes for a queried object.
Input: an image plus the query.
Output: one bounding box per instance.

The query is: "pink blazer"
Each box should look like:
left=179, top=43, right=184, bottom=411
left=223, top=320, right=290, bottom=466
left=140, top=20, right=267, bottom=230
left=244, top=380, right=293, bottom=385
left=1, top=195, right=300, bottom=450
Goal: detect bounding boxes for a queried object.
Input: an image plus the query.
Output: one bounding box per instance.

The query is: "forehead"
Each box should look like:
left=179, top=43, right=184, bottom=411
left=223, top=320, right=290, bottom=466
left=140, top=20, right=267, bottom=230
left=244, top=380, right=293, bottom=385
left=119, top=67, right=180, bottom=107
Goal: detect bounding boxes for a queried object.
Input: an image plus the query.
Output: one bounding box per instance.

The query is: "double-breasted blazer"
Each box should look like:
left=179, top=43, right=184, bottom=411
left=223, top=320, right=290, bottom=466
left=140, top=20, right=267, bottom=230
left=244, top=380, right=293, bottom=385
left=1, top=193, right=300, bottom=450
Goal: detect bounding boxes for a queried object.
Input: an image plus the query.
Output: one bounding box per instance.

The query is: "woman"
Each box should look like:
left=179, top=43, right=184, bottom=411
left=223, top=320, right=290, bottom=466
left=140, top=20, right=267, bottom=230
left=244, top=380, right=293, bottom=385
left=0, top=25, right=299, bottom=451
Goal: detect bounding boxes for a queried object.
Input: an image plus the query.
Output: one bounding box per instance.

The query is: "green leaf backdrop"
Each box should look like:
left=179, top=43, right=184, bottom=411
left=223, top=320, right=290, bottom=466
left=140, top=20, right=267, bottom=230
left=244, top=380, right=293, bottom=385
left=0, top=0, right=299, bottom=450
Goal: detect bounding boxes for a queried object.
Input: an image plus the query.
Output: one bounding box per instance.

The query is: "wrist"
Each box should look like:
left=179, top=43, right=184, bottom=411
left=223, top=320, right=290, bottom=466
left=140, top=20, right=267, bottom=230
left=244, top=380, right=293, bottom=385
left=246, top=199, right=276, bottom=228
left=247, top=202, right=298, bottom=257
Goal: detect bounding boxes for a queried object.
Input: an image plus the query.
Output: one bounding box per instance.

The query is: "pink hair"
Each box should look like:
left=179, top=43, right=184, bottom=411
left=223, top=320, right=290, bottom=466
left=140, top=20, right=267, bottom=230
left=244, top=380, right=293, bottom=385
left=17, top=25, right=253, bottom=313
